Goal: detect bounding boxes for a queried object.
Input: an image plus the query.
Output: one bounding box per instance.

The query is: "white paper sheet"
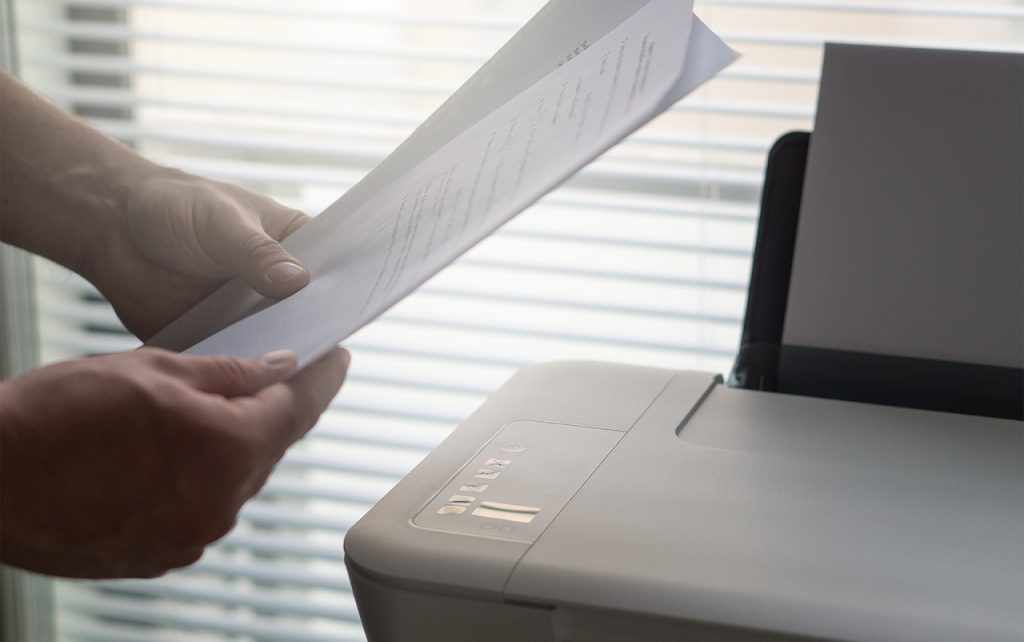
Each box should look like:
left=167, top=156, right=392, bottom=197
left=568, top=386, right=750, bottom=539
left=148, top=0, right=738, bottom=367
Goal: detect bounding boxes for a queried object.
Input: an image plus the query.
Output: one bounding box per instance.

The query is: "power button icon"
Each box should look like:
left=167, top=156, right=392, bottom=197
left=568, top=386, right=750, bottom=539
left=500, top=441, right=527, bottom=453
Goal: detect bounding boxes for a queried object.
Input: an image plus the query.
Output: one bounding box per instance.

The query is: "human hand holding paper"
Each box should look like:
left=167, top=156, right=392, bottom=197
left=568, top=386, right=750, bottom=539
left=0, top=57, right=344, bottom=580
left=0, top=346, right=348, bottom=578
left=94, top=172, right=310, bottom=340
left=0, top=69, right=311, bottom=342
left=147, top=0, right=738, bottom=367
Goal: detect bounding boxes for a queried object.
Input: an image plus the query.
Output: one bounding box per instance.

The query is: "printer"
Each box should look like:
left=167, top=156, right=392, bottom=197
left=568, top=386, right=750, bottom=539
left=344, top=45, right=1024, bottom=641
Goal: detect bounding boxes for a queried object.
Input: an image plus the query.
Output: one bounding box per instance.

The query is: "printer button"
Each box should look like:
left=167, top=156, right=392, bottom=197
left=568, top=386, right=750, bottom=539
left=473, top=469, right=501, bottom=480
left=483, top=458, right=511, bottom=469
left=500, top=442, right=527, bottom=453
left=436, top=505, right=466, bottom=515
left=448, top=495, right=475, bottom=505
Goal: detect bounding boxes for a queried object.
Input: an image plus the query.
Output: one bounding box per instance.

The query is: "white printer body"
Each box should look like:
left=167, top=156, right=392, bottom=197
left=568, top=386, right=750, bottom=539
left=345, top=39, right=1024, bottom=642
left=345, top=362, right=1022, bottom=641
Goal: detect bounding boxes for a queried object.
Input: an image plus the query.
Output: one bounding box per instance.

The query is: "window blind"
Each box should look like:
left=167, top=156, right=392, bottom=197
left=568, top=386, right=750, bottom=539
left=11, top=1, right=1024, bottom=640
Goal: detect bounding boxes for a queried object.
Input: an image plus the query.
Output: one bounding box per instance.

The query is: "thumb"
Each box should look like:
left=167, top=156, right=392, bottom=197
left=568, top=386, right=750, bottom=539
left=178, top=350, right=300, bottom=398
left=199, top=192, right=311, bottom=299
left=233, top=231, right=311, bottom=299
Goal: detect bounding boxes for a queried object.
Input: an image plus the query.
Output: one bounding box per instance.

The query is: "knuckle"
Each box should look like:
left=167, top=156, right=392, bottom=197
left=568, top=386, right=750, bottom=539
left=207, top=356, right=256, bottom=390
left=145, top=379, right=191, bottom=417
left=190, top=180, right=237, bottom=214
left=131, top=348, right=181, bottom=378
left=222, top=404, right=266, bottom=447
left=240, top=232, right=285, bottom=264
left=116, top=371, right=182, bottom=419
left=281, top=210, right=310, bottom=237
left=269, top=397, right=308, bottom=445
left=136, top=346, right=173, bottom=364
left=278, top=396, right=305, bottom=433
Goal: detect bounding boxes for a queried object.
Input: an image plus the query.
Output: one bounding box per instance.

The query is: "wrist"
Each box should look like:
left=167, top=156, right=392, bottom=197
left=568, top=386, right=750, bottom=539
left=1, top=140, right=166, bottom=278
left=0, top=72, right=181, bottom=277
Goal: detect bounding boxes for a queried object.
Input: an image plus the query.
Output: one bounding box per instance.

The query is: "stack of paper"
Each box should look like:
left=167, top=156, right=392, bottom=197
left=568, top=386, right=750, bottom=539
left=148, top=0, right=737, bottom=367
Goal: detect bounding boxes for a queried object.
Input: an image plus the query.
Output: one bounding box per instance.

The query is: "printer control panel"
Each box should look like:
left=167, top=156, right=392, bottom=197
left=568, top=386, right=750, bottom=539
left=412, top=420, right=624, bottom=543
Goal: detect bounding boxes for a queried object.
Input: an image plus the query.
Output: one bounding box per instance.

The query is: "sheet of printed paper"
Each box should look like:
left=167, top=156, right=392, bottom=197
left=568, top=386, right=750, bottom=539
left=148, top=0, right=738, bottom=367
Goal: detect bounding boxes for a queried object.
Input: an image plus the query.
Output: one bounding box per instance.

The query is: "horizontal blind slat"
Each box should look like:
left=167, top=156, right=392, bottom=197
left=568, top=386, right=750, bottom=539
left=216, top=529, right=351, bottom=562
left=27, top=19, right=1024, bottom=55
left=59, top=590, right=365, bottom=642
left=28, top=0, right=525, bottom=27
left=86, top=115, right=776, bottom=159
left=258, top=471, right=396, bottom=506
left=36, top=82, right=813, bottom=140
left=20, top=20, right=494, bottom=62
left=700, top=0, right=1024, bottom=19
left=91, top=579, right=360, bottom=621
left=280, top=443, right=428, bottom=480
left=36, top=269, right=748, bottom=331
left=29, top=0, right=1024, bottom=22
left=25, top=53, right=458, bottom=94
left=183, top=557, right=352, bottom=592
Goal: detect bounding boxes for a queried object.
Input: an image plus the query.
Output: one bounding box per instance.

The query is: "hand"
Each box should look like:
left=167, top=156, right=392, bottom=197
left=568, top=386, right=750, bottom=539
left=86, top=171, right=312, bottom=340
left=0, top=346, right=349, bottom=578
left=0, top=73, right=310, bottom=339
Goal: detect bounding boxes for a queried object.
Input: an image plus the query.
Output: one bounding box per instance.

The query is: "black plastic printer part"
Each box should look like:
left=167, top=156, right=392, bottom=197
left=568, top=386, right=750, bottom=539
left=730, top=131, right=808, bottom=393
left=729, top=132, right=1023, bottom=421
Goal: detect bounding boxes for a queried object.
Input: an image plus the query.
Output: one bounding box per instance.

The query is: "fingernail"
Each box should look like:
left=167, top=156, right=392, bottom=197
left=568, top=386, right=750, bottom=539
left=266, top=261, right=305, bottom=284
left=260, top=349, right=298, bottom=371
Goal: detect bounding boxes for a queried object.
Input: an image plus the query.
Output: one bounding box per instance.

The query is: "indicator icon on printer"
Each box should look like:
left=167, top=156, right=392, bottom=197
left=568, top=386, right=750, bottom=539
left=436, top=505, right=466, bottom=515
left=484, top=458, right=511, bottom=469
left=471, top=501, right=540, bottom=524
left=474, top=469, right=501, bottom=480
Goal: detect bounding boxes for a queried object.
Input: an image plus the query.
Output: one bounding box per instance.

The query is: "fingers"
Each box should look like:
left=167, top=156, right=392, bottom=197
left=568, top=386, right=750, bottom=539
left=251, top=347, right=351, bottom=450
left=157, top=349, right=299, bottom=397
left=198, top=192, right=311, bottom=300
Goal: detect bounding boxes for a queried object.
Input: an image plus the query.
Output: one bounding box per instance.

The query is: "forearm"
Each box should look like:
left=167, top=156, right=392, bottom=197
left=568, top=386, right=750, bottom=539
left=0, top=70, right=166, bottom=275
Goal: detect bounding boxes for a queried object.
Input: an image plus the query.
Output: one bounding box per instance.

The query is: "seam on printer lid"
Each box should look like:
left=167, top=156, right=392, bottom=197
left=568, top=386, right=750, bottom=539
left=498, top=372, right=707, bottom=597
left=626, top=372, right=717, bottom=432
left=672, top=376, right=720, bottom=438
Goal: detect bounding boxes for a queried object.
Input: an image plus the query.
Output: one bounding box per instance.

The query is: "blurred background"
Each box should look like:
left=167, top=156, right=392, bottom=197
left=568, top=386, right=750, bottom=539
left=3, top=0, right=1022, bottom=640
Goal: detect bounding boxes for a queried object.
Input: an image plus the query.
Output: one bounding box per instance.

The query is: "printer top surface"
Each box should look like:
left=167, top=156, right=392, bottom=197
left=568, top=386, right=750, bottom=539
left=506, top=368, right=1022, bottom=642
left=346, top=361, right=1023, bottom=642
